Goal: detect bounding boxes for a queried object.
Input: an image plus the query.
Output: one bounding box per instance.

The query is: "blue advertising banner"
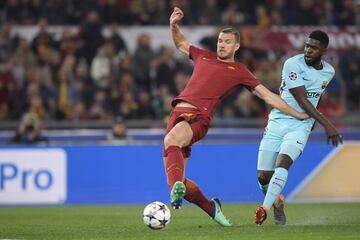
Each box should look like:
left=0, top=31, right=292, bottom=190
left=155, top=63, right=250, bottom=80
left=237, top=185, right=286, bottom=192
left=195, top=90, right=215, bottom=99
left=0, top=144, right=334, bottom=205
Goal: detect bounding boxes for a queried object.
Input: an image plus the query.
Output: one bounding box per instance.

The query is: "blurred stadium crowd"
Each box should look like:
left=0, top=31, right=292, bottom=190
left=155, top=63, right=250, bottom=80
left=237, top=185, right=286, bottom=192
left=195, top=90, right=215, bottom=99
left=0, top=0, right=358, bottom=127
left=2, top=0, right=360, bottom=26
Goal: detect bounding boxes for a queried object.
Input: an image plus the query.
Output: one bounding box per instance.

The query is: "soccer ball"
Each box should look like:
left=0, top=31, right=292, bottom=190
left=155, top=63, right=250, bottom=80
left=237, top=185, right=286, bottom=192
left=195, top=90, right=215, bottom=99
left=143, top=201, right=171, bottom=230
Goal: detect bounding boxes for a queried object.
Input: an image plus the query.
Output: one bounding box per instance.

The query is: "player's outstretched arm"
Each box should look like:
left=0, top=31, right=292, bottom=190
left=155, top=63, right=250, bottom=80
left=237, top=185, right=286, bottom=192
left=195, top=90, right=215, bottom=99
left=252, top=84, right=309, bottom=120
left=290, top=86, right=343, bottom=146
left=169, top=7, right=190, bottom=56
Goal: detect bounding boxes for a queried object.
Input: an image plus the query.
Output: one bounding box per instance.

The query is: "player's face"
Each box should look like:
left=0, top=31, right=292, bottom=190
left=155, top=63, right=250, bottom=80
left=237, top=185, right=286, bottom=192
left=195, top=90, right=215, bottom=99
left=217, top=32, right=240, bottom=61
left=304, top=38, right=324, bottom=66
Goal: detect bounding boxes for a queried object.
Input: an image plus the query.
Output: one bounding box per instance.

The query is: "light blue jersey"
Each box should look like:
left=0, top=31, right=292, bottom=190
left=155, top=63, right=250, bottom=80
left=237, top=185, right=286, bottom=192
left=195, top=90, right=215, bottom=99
left=269, top=53, right=335, bottom=126
left=258, top=54, right=335, bottom=169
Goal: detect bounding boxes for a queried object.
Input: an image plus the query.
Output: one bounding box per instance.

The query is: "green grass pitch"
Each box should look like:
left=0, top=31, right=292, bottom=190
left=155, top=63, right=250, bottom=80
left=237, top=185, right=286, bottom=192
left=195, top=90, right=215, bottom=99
left=1, top=203, right=359, bottom=240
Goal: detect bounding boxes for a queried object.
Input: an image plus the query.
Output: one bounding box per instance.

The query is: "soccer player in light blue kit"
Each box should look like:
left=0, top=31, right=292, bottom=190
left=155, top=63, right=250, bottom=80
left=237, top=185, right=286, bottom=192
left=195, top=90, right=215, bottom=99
left=254, top=30, right=343, bottom=225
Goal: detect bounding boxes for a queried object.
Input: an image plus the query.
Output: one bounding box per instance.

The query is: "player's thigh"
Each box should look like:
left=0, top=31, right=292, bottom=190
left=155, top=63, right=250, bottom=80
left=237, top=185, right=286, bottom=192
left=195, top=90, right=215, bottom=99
left=259, top=121, right=284, bottom=154
left=280, top=127, right=310, bottom=161
left=258, top=150, right=278, bottom=171
left=258, top=121, right=285, bottom=171
left=164, top=121, right=193, bottom=148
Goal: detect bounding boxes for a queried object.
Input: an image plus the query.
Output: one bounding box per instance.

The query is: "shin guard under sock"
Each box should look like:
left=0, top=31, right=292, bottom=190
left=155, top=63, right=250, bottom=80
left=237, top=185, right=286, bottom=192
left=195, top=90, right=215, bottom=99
left=165, top=146, right=185, bottom=189
left=263, top=167, right=288, bottom=210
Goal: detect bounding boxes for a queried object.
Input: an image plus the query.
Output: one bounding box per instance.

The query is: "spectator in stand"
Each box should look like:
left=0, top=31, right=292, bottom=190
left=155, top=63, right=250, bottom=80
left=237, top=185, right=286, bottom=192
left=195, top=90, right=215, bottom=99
left=77, top=10, right=104, bottom=64
left=0, top=58, right=20, bottom=119
left=108, top=23, right=128, bottom=55
left=13, top=38, right=37, bottom=83
left=113, top=54, right=136, bottom=84
left=150, top=0, right=170, bottom=25
left=58, top=27, right=77, bottom=58
left=89, top=89, right=110, bottom=120
left=319, top=90, right=345, bottom=128
left=99, top=0, right=120, bottom=24
left=69, top=101, right=94, bottom=121
left=173, top=71, right=190, bottom=95
left=31, top=18, right=56, bottom=57
left=4, top=0, right=22, bottom=24
left=0, top=102, right=9, bottom=120
left=23, top=0, right=43, bottom=25
left=288, top=0, right=321, bottom=25
left=254, top=59, right=281, bottom=93
left=355, top=0, right=360, bottom=25
left=199, top=28, right=220, bottom=52
left=266, top=0, right=286, bottom=25
left=121, top=0, right=149, bottom=25
left=118, top=91, right=139, bottom=119
left=233, top=90, right=265, bottom=118
left=221, top=2, right=245, bottom=26
left=133, top=33, right=155, bottom=89
left=73, top=58, right=94, bottom=109
left=170, top=0, right=196, bottom=25
left=90, top=41, right=116, bottom=91
left=137, top=89, right=156, bottom=119
left=255, top=5, right=270, bottom=28
left=150, top=46, right=180, bottom=94
left=197, top=0, right=221, bottom=25
left=55, top=68, right=76, bottom=119
left=319, top=0, right=336, bottom=26
left=269, top=10, right=284, bottom=26
left=9, top=112, right=48, bottom=144
left=0, top=23, right=18, bottom=60
left=336, top=0, right=356, bottom=26
left=107, top=115, right=133, bottom=144
left=152, top=84, right=174, bottom=120
left=28, top=94, right=46, bottom=120
left=110, top=72, right=137, bottom=116
left=43, top=0, right=67, bottom=25
left=219, top=105, right=237, bottom=127
left=339, top=45, right=360, bottom=110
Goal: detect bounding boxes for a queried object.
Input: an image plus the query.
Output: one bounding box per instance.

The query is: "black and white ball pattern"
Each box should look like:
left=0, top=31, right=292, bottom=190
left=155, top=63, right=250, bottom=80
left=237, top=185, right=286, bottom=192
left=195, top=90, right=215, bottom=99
left=143, top=201, right=171, bottom=230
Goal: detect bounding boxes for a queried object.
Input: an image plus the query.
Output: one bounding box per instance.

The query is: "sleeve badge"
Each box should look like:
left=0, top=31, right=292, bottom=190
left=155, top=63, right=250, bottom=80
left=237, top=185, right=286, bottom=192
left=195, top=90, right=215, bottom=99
left=289, top=71, right=298, bottom=81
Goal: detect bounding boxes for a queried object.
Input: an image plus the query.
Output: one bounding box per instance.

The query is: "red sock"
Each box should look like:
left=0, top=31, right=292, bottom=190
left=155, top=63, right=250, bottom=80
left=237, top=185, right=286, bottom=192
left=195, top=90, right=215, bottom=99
left=164, top=146, right=185, bottom=189
left=184, top=178, right=214, bottom=217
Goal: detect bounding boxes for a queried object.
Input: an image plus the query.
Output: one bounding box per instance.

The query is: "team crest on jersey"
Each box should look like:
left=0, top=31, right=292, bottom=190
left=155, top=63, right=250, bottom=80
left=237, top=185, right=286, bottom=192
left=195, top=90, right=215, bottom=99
left=321, top=81, right=328, bottom=89
left=289, top=71, right=298, bottom=80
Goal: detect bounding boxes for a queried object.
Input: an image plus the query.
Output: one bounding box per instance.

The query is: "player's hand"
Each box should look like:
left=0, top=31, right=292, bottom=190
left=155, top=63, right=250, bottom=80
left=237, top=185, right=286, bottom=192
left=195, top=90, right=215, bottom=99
left=297, top=112, right=310, bottom=120
left=324, top=124, right=343, bottom=147
left=169, top=7, right=184, bottom=25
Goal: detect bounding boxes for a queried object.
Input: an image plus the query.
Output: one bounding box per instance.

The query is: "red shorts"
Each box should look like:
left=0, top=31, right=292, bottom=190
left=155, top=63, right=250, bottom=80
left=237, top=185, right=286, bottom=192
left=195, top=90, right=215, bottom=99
left=163, top=107, right=210, bottom=158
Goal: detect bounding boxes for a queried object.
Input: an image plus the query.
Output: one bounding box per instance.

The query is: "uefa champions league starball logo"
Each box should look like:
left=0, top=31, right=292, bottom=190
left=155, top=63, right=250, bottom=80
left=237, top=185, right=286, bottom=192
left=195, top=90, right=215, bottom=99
left=289, top=71, right=297, bottom=81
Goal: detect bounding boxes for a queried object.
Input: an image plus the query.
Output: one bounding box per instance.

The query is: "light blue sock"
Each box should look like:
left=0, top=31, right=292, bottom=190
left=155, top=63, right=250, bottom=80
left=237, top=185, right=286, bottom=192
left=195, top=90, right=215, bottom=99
left=258, top=182, right=268, bottom=195
left=263, top=167, right=288, bottom=209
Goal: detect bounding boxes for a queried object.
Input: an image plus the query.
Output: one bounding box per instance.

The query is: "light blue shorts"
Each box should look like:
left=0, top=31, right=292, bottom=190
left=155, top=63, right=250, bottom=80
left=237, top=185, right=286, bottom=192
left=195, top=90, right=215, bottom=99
left=257, top=118, right=312, bottom=171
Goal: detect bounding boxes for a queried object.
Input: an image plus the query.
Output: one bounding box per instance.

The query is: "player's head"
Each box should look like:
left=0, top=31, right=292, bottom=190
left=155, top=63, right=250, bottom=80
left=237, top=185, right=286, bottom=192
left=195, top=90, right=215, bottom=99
left=304, top=30, right=329, bottom=66
left=217, top=27, right=240, bottom=62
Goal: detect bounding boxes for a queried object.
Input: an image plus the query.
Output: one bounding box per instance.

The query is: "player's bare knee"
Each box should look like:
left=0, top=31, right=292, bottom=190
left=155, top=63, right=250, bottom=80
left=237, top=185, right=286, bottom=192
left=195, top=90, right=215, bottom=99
left=163, top=132, right=181, bottom=149
left=257, top=171, right=273, bottom=185
left=276, top=154, right=293, bottom=170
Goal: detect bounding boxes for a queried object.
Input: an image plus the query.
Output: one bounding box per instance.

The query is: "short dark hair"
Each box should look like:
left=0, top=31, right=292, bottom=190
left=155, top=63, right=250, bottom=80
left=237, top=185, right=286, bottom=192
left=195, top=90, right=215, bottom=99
left=220, top=27, right=240, bottom=43
left=309, top=30, right=329, bottom=48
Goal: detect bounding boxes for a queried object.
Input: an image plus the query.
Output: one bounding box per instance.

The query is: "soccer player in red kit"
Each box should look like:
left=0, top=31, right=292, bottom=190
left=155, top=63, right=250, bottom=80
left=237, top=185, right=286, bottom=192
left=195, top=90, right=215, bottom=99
left=164, top=7, right=309, bottom=226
